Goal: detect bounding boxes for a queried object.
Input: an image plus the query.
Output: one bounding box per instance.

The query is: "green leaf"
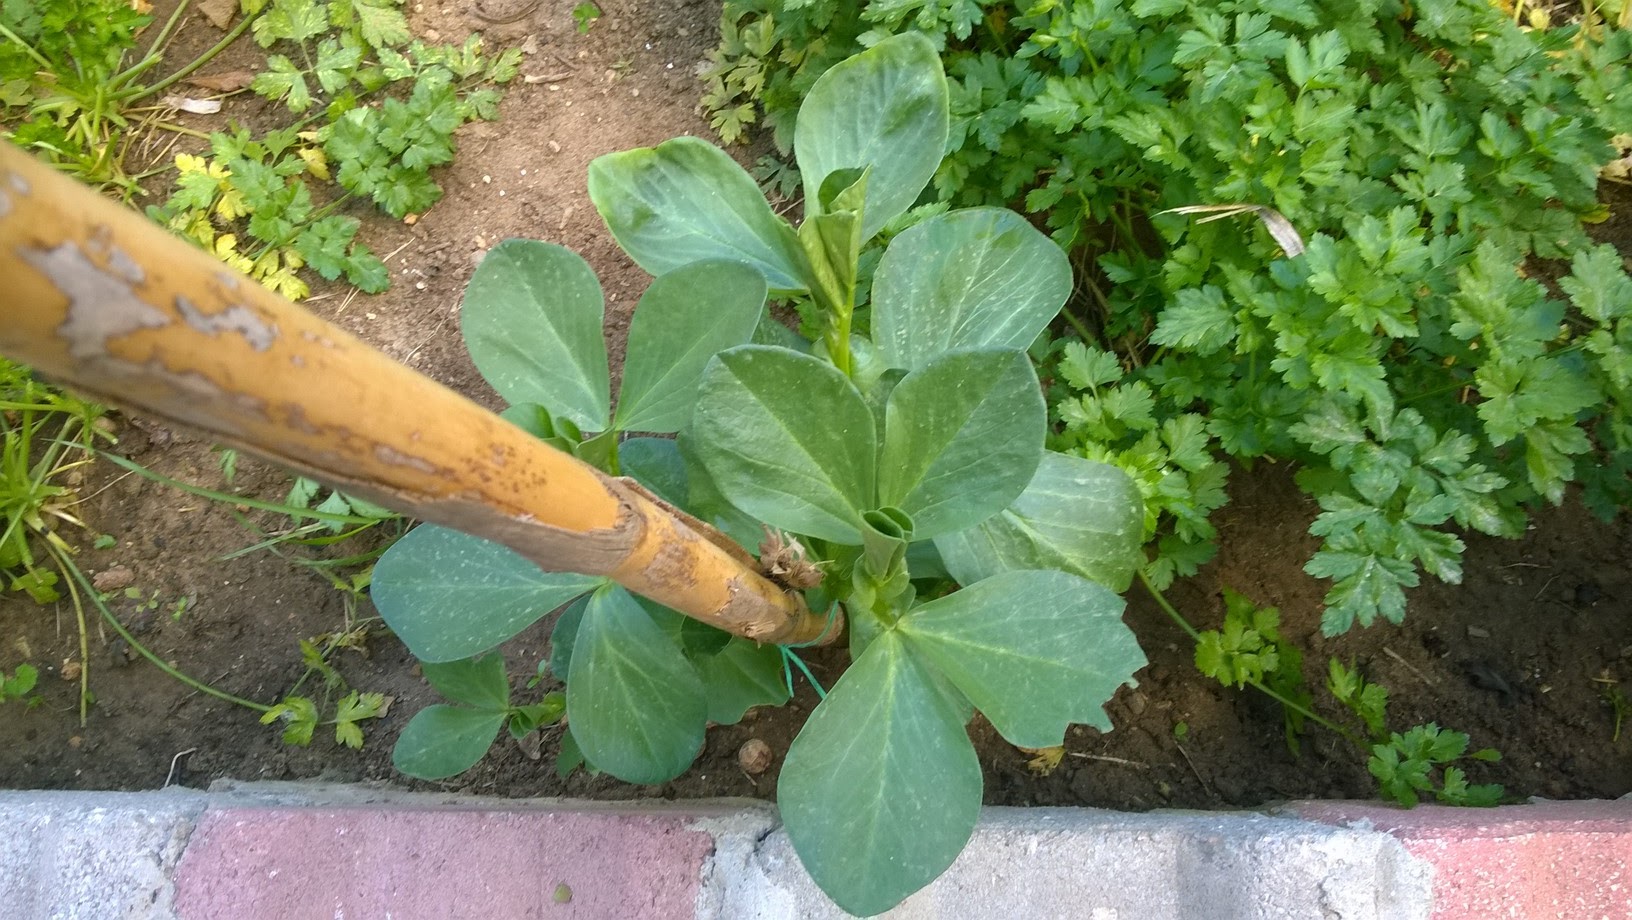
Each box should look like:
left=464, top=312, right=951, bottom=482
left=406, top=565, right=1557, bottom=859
left=252, top=55, right=312, bottom=111
left=391, top=704, right=508, bottom=779
left=421, top=653, right=510, bottom=711
left=548, top=595, right=588, bottom=681
left=693, top=346, right=875, bottom=543
left=566, top=586, right=707, bottom=783
left=1150, top=285, right=1237, bottom=355
left=778, top=631, right=980, bottom=916
left=695, top=637, right=791, bottom=724
left=798, top=195, right=865, bottom=320
left=934, top=451, right=1144, bottom=592
left=614, top=260, right=767, bottom=433
left=588, top=137, right=810, bottom=291
left=878, top=348, right=1044, bottom=539
left=897, top=570, right=1145, bottom=744
left=618, top=436, right=688, bottom=508
left=294, top=215, right=360, bottom=281
left=254, top=0, right=326, bottom=46
left=313, top=37, right=362, bottom=93
left=352, top=0, right=411, bottom=48
left=794, top=33, right=950, bottom=241
left=371, top=524, right=603, bottom=661
left=1559, top=244, right=1632, bottom=324
left=461, top=240, right=611, bottom=430
left=872, top=208, right=1072, bottom=371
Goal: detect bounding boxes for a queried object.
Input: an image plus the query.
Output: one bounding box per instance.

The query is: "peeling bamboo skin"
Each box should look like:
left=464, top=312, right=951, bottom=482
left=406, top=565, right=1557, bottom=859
left=0, top=146, right=834, bottom=646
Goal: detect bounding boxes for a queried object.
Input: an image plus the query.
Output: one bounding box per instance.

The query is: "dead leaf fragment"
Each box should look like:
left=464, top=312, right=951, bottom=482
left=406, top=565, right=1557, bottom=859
left=184, top=71, right=255, bottom=94
left=161, top=95, right=223, bottom=115
left=93, top=565, right=135, bottom=592
left=758, top=526, right=824, bottom=590
left=197, top=0, right=236, bottom=29
left=1020, top=745, right=1066, bottom=776
left=1159, top=203, right=1306, bottom=258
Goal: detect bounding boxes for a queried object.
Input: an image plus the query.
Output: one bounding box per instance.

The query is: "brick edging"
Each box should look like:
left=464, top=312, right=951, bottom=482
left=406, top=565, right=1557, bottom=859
left=4, top=783, right=1628, bottom=918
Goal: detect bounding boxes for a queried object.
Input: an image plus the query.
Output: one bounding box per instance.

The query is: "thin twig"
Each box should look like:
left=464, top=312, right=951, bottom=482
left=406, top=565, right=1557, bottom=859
left=163, top=748, right=197, bottom=788
left=1173, top=741, right=1216, bottom=799
left=1533, top=574, right=1561, bottom=601
left=1066, top=752, right=1151, bottom=769
left=1382, top=646, right=1438, bottom=686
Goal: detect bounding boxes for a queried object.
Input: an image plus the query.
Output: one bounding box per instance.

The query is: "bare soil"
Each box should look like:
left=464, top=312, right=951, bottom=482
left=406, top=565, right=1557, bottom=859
left=2, top=0, right=1630, bottom=811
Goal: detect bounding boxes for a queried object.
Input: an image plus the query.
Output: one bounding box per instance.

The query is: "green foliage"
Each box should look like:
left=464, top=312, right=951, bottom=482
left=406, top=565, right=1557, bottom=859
left=370, top=36, right=1147, bottom=914
left=0, top=359, right=110, bottom=605
left=571, top=1, right=601, bottom=34
left=1369, top=724, right=1504, bottom=807
left=392, top=654, right=566, bottom=779
left=0, top=663, right=39, bottom=704
left=1196, top=589, right=1291, bottom=689
left=148, top=20, right=520, bottom=300
left=0, top=0, right=156, bottom=193
left=708, top=0, right=1632, bottom=635
left=1190, top=588, right=1503, bottom=807
left=261, top=688, right=389, bottom=748
left=1194, top=588, right=1310, bottom=748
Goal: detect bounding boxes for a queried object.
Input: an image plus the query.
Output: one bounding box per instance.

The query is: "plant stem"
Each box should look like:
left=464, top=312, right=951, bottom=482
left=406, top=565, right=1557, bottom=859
left=59, top=554, right=272, bottom=713
left=1137, top=570, right=1361, bottom=744
left=117, top=7, right=263, bottom=104
left=95, top=449, right=383, bottom=524
left=110, top=0, right=194, bottom=91
left=45, top=544, right=93, bottom=725
left=0, top=23, right=52, bottom=70
left=1060, top=305, right=1095, bottom=342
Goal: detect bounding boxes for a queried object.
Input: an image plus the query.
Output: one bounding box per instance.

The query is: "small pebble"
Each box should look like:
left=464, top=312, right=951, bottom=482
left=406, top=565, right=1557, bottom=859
left=93, top=565, right=135, bottom=592
left=738, top=739, right=773, bottom=774
left=1466, top=625, right=1491, bottom=639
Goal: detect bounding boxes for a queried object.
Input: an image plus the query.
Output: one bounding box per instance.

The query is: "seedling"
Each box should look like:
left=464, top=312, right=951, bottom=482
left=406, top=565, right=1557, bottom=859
left=370, top=36, right=1147, bottom=914
left=0, top=663, right=39, bottom=705
left=571, top=2, right=602, bottom=34
left=703, top=0, right=1632, bottom=635
left=1178, top=584, right=1504, bottom=808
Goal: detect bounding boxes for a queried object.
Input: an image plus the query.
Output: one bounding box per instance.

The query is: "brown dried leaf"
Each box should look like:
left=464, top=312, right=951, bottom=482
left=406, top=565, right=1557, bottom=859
left=758, top=526, right=825, bottom=590
left=197, top=0, right=237, bottom=30
left=1020, top=745, right=1065, bottom=776
left=184, top=71, right=256, bottom=93
left=1159, top=203, right=1306, bottom=258
left=161, top=95, right=223, bottom=115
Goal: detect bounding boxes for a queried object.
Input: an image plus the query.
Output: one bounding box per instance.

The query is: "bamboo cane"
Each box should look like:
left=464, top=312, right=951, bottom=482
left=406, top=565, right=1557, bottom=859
left=0, top=145, right=839, bottom=646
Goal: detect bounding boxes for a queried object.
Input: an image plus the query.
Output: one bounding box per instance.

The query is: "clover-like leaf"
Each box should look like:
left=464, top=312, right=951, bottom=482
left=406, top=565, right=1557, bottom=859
left=693, top=346, right=876, bottom=543
left=565, top=585, right=707, bottom=784
left=877, top=348, right=1044, bottom=539
left=897, top=570, right=1147, bottom=744
left=778, top=630, right=980, bottom=917
left=589, top=137, right=810, bottom=291
left=872, top=208, right=1072, bottom=371
left=462, top=240, right=611, bottom=430
left=371, top=524, right=604, bottom=662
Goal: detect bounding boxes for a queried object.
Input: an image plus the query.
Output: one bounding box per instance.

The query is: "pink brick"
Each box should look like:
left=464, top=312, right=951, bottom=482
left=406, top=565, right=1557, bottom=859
left=173, top=806, right=714, bottom=920
left=1293, top=800, right=1632, bottom=920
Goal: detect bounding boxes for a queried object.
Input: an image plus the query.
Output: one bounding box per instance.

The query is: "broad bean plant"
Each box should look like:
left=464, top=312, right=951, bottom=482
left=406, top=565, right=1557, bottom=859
left=371, top=35, right=1147, bottom=914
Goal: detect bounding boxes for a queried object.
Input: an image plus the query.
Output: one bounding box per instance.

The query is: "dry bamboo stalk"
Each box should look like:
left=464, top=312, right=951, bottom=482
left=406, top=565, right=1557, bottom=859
left=0, top=145, right=839, bottom=646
